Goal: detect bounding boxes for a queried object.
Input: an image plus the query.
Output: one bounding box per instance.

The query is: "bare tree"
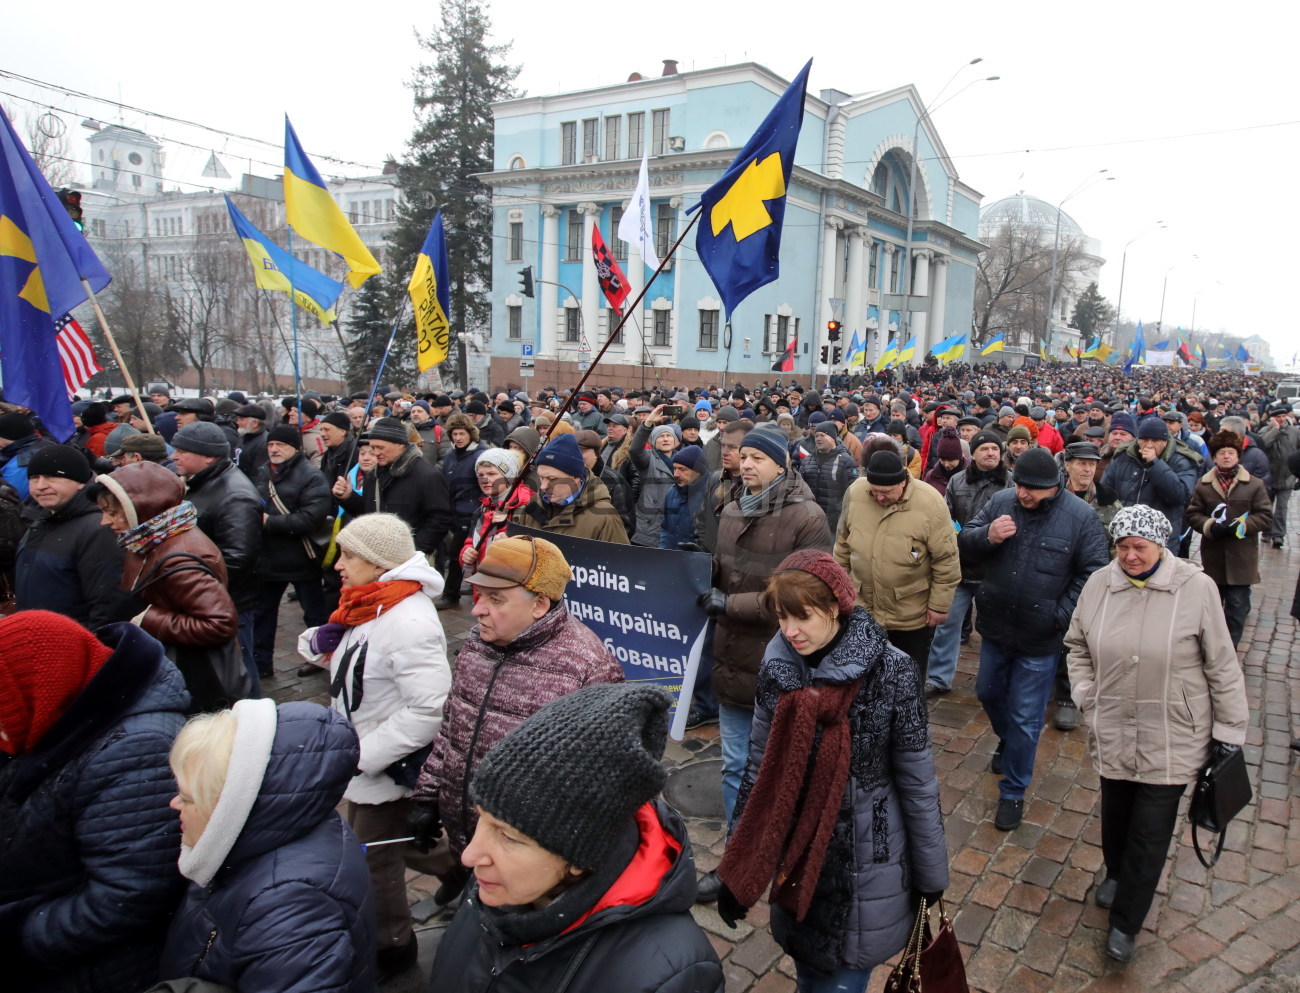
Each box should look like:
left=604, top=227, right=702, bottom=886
left=22, top=110, right=76, bottom=189
left=92, top=240, right=186, bottom=386
left=974, top=219, right=1091, bottom=351
left=167, top=238, right=238, bottom=393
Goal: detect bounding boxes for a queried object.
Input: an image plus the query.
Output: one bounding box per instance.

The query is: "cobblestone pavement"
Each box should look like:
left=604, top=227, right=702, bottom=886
left=265, top=538, right=1300, bottom=993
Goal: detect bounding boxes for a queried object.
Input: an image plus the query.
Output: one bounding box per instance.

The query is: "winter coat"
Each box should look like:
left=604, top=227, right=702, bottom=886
left=319, top=436, right=358, bottom=492
left=630, top=424, right=678, bottom=546
left=0, top=625, right=188, bottom=993
left=461, top=484, right=536, bottom=566
left=712, top=472, right=831, bottom=709
left=159, top=705, right=376, bottom=993
left=834, top=476, right=960, bottom=631
left=299, top=554, right=450, bottom=806
left=1101, top=439, right=1201, bottom=552
left=256, top=452, right=332, bottom=583
left=0, top=433, right=55, bottom=499
left=959, top=487, right=1109, bottom=656
left=1186, top=466, right=1273, bottom=586
left=944, top=463, right=1013, bottom=584
left=570, top=407, right=607, bottom=436
left=739, top=608, right=948, bottom=972
left=596, top=457, right=636, bottom=536
left=523, top=471, right=630, bottom=544
left=83, top=421, right=116, bottom=457
left=920, top=455, right=967, bottom=497
left=443, top=440, right=486, bottom=524
left=185, top=458, right=263, bottom=611
left=340, top=444, right=452, bottom=554
left=659, top=475, right=709, bottom=549
left=475, top=413, right=507, bottom=449
left=298, top=419, right=327, bottom=468
left=1257, top=420, right=1299, bottom=489
left=413, top=420, right=444, bottom=465
left=15, top=487, right=138, bottom=627
left=412, top=603, right=621, bottom=853
left=431, top=799, right=721, bottom=993
left=1034, top=420, right=1065, bottom=455
left=237, top=428, right=268, bottom=481
left=795, top=441, right=858, bottom=532
left=1065, top=554, right=1249, bottom=784
left=1069, top=482, right=1122, bottom=556
left=1239, top=435, right=1273, bottom=489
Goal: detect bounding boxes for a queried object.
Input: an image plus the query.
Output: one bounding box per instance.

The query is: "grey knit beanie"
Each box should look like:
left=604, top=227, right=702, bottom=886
left=471, top=683, right=673, bottom=870
left=336, top=513, right=416, bottom=571
left=172, top=421, right=231, bottom=458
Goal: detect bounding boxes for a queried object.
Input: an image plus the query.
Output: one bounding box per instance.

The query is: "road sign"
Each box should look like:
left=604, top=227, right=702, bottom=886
left=519, top=357, right=535, bottom=378
left=578, top=333, right=593, bottom=354
left=521, top=342, right=534, bottom=357
left=577, top=361, right=590, bottom=372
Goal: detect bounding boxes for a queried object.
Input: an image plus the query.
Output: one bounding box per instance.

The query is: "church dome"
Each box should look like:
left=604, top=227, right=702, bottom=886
left=980, top=193, right=1083, bottom=239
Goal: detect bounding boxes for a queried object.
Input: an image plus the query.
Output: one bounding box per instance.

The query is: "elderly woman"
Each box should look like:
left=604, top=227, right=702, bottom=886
left=430, top=683, right=723, bottom=992
left=159, top=700, right=376, bottom=993
left=1065, top=505, right=1248, bottom=964
left=298, top=513, right=450, bottom=980
left=459, top=448, right=532, bottom=571
left=714, top=551, right=948, bottom=993
left=629, top=406, right=682, bottom=546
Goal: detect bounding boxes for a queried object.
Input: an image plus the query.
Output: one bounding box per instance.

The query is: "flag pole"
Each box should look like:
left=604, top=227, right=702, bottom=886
left=286, top=228, right=303, bottom=433
left=79, top=278, right=155, bottom=435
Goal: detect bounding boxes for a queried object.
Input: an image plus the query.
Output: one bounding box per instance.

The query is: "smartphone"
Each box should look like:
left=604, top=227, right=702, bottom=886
left=665, top=405, right=683, bottom=417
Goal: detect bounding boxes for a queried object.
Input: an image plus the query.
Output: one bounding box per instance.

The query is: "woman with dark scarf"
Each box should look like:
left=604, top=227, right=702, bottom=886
left=921, top=426, right=969, bottom=497
left=714, top=551, right=948, bottom=993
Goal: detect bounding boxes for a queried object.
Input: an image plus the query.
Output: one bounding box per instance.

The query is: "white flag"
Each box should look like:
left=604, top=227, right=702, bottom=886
left=618, top=154, right=659, bottom=271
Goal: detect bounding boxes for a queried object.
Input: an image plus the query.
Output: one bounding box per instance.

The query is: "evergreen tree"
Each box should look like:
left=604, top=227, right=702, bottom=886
left=344, top=274, right=409, bottom=392
left=1070, top=282, right=1116, bottom=341
left=389, top=0, right=519, bottom=389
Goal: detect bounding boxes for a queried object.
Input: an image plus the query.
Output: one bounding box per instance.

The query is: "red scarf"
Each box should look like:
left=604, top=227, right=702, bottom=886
left=329, top=579, right=422, bottom=627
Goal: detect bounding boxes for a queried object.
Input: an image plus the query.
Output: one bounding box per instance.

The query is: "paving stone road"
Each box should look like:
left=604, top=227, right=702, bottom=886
left=265, top=534, right=1300, bottom=993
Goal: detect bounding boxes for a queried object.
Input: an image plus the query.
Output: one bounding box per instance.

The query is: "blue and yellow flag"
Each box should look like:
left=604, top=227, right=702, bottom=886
left=0, top=105, right=110, bottom=440
left=1081, top=336, right=1100, bottom=358
left=408, top=212, right=452, bottom=371
left=691, top=60, right=811, bottom=317
left=224, top=197, right=342, bottom=325
left=933, top=332, right=967, bottom=364
left=845, top=329, right=865, bottom=369
left=980, top=333, right=1004, bottom=355
left=873, top=338, right=898, bottom=373
left=1039, top=338, right=1049, bottom=362
left=284, top=117, right=380, bottom=288
left=896, top=335, right=917, bottom=364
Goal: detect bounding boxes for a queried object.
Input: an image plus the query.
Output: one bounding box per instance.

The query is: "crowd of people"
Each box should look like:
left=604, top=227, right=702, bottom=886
left=0, top=360, right=1291, bottom=992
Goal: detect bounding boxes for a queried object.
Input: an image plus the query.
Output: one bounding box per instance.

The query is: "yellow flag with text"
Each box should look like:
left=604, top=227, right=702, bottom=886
left=408, top=212, right=451, bottom=371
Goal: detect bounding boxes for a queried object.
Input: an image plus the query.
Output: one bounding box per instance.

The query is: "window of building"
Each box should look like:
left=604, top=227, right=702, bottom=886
left=565, top=308, right=581, bottom=343
left=90, top=218, right=106, bottom=238
left=607, top=308, right=623, bottom=344
left=508, top=221, right=523, bottom=261
left=869, top=243, right=879, bottom=288
left=132, top=173, right=142, bottom=188
left=582, top=118, right=599, bottom=161
left=776, top=314, right=791, bottom=352
left=604, top=117, right=620, bottom=160
left=566, top=210, right=583, bottom=260
left=560, top=122, right=577, bottom=165
left=610, top=205, right=627, bottom=261
left=655, top=202, right=674, bottom=261
left=652, top=308, right=671, bottom=347
left=651, top=109, right=670, bottom=155
left=889, top=251, right=899, bottom=293
left=628, top=112, right=645, bottom=159
left=699, top=308, right=719, bottom=349
left=507, top=305, right=522, bottom=340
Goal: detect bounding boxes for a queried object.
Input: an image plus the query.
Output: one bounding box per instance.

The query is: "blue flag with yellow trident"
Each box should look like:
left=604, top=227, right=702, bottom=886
left=691, top=60, right=811, bottom=317
left=408, top=212, right=451, bottom=371
left=0, top=105, right=110, bottom=440
left=224, top=197, right=342, bottom=324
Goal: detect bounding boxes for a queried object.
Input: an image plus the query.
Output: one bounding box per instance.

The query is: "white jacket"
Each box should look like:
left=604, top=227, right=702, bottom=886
left=299, top=552, right=451, bottom=804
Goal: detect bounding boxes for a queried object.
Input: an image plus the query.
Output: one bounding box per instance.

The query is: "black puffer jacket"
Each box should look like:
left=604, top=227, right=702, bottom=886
left=237, top=429, right=268, bottom=481
left=256, top=453, right=332, bottom=583
left=442, top=440, right=485, bottom=523
left=944, top=463, right=1013, bottom=583
left=959, top=488, right=1109, bottom=655
left=339, top=445, right=452, bottom=554
left=794, top=440, right=858, bottom=533
left=432, top=799, right=722, bottom=993
left=1101, top=439, right=1201, bottom=552
left=0, top=624, right=189, bottom=993
left=186, top=458, right=263, bottom=611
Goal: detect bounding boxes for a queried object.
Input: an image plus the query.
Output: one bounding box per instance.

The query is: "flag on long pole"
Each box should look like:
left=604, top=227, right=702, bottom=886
left=874, top=338, right=898, bottom=373
left=980, top=333, right=1005, bottom=355
left=771, top=335, right=796, bottom=372
left=55, top=314, right=100, bottom=396
left=408, top=212, right=452, bottom=371
left=592, top=226, right=630, bottom=313
left=224, top=196, right=342, bottom=324
left=618, top=154, right=659, bottom=272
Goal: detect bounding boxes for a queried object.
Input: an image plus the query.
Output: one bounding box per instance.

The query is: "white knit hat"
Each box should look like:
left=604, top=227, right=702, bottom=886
left=476, top=446, right=521, bottom=482
left=337, top=513, right=417, bottom=571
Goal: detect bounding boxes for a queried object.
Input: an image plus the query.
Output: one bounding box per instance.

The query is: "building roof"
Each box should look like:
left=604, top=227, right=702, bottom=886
left=980, top=193, right=1083, bottom=239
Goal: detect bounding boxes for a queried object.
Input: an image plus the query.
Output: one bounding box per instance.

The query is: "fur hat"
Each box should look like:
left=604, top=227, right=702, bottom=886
left=774, top=550, right=857, bottom=614
left=1208, top=429, right=1243, bottom=454
left=337, top=513, right=417, bottom=571
left=444, top=412, right=480, bottom=444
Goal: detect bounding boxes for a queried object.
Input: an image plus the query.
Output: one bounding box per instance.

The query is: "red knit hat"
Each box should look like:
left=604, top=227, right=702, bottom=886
left=1013, top=415, right=1040, bottom=440
left=774, top=550, right=857, bottom=614
left=0, top=611, right=113, bottom=755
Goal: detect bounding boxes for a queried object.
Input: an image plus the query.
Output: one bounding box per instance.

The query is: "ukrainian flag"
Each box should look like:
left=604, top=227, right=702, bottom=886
left=980, top=333, right=1004, bottom=355
left=408, top=212, right=452, bottom=371
left=845, top=329, right=865, bottom=369
left=874, top=338, right=898, bottom=373
left=284, top=117, right=380, bottom=288
left=896, top=335, right=917, bottom=364
left=1039, top=339, right=1048, bottom=362
left=225, top=197, right=342, bottom=325
left=692, top=60, right=811, bottom=316
left=933, top=332, right=967, bottom=364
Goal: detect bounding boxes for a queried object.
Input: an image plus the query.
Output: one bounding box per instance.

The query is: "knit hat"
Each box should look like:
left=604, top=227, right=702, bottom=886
left=172, top=422, right=232, bottom=458
left=322, top=411, right=352, bottom=431
left=861, top=394, right=882, bottom=409
left=1013, top=416, right=1039, bottom=439
left=0, top=610, right=113, bottom=755
left=774, top=550, right=857, bottom=615
left=27, top=445, right=93, bottom=483
left=1011, top=448, right=1062, bottom=488
left=739, top=429, right=788, bottom=467
left=998, top=406, right=1016, bottom=419
left=476, top=446, right=521, bottom=481
left=0, top=412, right=35, bottom=441
left=466, top=534, right=572, bottom=601
left=808, top=411, right=828, bottom=425
left=465, top=400, right=488, bottom=417
left=1006, top=425, right=1032, bottom=443
left=1110, top=504, right=1172, bottom=546
left=367, top=417, right=409, bottom=446
left=336, top=513, right=417, bottom=571
left=103, top=423, right=139, bottom=457
left=117, top=433, right=168, bottom=459
left=471, top=683, right=673, bottom=870
left=537, top=433, right=586, bottom=479
left=505, top=426, right=542, bottom=456
left=694, top=398, right=713, bottom=415
left=865, top=450, right=907, bottom=486
left=672, top=446, right=707, bottom=474
left=1208, top=430, right=1243, bottom=454
left=970, top=430, right=1002, bottom=453
left=1109, top=412, right=1137, bottom=437
left=1136, top=417, right=1169, bottom=441
left=813, top=421, right=839, bottom=438
left=714, top=405, right=740, bottom=423
left=936, top=427, right=963, bottom=461
left=266, top=425, right=302, bottom=450
left=679, top=415, right=700, bottom=431
left=649, top=424, right=681, bottom=447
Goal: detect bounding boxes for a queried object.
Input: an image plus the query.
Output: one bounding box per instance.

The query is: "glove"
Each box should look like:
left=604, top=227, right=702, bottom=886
left=1208, top=521, right=1234, bottom=540
left=677, top=541, right=702, bottom=553
left=717, top=882, right=750, bottom=929
left=698, top=588, right=727, bottom=617
left=408, top=799, right=442, bottom=854
left=1210, top=740, right=1241, bottom=764
left=914, top=889, right=943, bottom=909
left=309, top=622, right=346, bottom=655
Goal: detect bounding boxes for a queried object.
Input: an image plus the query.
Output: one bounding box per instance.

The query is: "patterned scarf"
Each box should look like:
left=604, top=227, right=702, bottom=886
left=118, top=501, right=198, bottom=554
left=329, top=579, right=423, bottom=627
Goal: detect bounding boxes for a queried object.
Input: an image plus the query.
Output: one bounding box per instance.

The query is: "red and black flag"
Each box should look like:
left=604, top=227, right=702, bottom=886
left=771, top=335, right=797, bottom=372
left=592, top=226, right=630, bottom=313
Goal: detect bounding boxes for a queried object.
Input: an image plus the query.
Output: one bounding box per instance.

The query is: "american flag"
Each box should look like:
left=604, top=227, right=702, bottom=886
left=54, top=313, right=101, bottom=397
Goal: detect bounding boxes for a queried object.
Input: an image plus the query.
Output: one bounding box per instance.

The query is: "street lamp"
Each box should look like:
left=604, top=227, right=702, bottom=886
left=1156, top=264, right=1177, bottom=335
left=1112, top=220, right=1165, bottom=341
left=1044, top=170, right=1114, bottom=353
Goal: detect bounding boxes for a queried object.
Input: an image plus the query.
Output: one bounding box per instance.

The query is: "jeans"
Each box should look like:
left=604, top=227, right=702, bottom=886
left=975, top=639, right=1058, bottom=800
left=795, top=963, right=872, bottom=993
left=237, top=609, right=260, bottom=696
left=718, top=703, right=754, bottom=826
left=888, top=625, right=935, bottom=685
left=1217, top=584, right=1251, bottom=647
left=926, top=582, right=977, bottom=691
left=253, top=578, right=328, bottom=672
left=1267, top=487, right=1290, bottom=542
left=1100, top=778, right=1186, bottom=935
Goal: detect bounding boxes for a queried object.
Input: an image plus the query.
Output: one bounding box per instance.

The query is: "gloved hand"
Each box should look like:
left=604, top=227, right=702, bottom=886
left=1210, top=740, right=1241, bottom=764
left=914, top=889, right=943, bottom=909
left=677, top=541, right=703, bottom=553
left=1208, top=520, right=1234, bottom=540
left=698, top=588, right=727, bottom=617
left=717, top=882, right=750, bottom=929
left=309, top=622, right=347, bottom=655
left=408, top=799, right=442, bottom=853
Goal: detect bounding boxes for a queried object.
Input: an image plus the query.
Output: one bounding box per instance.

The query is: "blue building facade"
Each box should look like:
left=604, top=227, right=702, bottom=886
left=480, top=63, right=985, bottom=389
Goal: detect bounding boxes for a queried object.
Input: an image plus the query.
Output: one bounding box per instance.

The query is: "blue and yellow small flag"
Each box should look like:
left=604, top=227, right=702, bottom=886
left=845, top=329, right=865, bottom=369
left=896, top=335, right=917, bottom=364
left=980, top=333, right=1004, bottom=355
left=408, top=212, right=452, bottom=372
left=691, top=60, right=811, bottom=317
left=1039, top=338, right=1049, bottom=362
left=874, top=338, right=898, bottom=373
left=284, top=117, right=380, bottom=288
left=224, top=197, right=342, bottom=325
left=933, top=332, right=967, bottom=364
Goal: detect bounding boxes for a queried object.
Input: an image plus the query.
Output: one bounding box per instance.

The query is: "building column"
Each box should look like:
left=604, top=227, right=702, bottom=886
left=668, top=197, right=683, bottom=367
left=881, top=243, right=898, bottom=343
left=930, top=255, right=949, bottom=351
left=539, top=205, right=559, bottom=358
left=818, top=217, right=843, bottom=378
left=910, top=249, right=931, bottom=355
left=578, top=202, right=601, bottom=352
left=845, top=226, right=866, bottom=347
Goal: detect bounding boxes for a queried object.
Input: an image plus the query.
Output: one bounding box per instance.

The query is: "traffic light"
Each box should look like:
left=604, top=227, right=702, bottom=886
left=820, top=345, right=829, bottom=365
left=826, top=319, right=842, bottom=341
left=57, top=188, right=83, bottom=231
left=832, top=346, right=842, bottom=365
left=518, top=265, right=535, bottom=298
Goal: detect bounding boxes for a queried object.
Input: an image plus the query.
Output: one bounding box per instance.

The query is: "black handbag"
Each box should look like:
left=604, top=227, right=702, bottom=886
left=1188, top=744, right=1252, bottom=868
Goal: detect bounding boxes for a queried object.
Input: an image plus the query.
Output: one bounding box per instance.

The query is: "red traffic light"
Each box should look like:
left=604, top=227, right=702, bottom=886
left=826, top=320, right=842, bottom=341
left=57, top=188, right=84, bottom=230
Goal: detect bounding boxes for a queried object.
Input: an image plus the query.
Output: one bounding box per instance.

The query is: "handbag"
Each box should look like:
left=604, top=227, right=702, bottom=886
left=1189, top=745, right=1252, bottom=869
left=882, top=898, right=970, bottom=993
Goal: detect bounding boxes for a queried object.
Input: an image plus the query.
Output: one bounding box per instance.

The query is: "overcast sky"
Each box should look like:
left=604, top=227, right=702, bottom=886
left=6, top=0, right=1296, bottom=365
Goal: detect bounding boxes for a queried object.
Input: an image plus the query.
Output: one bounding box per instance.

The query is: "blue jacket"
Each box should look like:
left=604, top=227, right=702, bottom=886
left=1101, top=439, right=1202, bottom=551
left=0, top=433, right=55, bottom=499
left=160, top=704, right=376, bottom=993
left=658, top=475, right=708, bottom=549
left=0, top=624, right=190, bottom=993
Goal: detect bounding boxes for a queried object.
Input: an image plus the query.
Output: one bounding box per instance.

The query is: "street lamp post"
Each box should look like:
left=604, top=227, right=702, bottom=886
left=1112, top=220, right=1165, bottom=342
left=1044, top=171, right=1113, bottom=355
left=1157, top=264, right=1177, bottom=335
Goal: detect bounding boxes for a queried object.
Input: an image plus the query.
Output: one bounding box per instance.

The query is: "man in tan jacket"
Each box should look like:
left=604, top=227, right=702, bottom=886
left=834, top=448, right=961, bottom=681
